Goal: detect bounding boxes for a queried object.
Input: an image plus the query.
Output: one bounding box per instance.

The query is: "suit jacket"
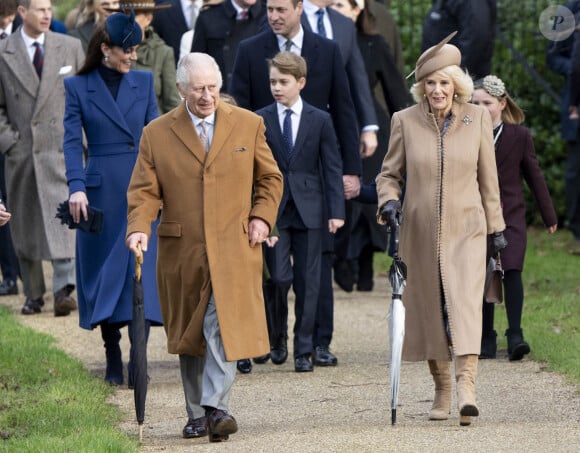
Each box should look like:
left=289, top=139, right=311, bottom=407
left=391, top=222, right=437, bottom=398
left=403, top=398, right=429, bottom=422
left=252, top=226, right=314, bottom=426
left=191, top=1, right=266, bottom=92
left=63, top=69, right=161, bottom=329
left=301, top=8, right=376, bottom=128
left=230, top=28, right=361, bottom=176
left=152, top=0, right=189, bottom=64
left=127, top=102, right=283, bottom=360
left=0, top=29, right=84, bottom=260
left=257, top=101, right=344, bottom=229
left=495, top=123, right=557, bottom=271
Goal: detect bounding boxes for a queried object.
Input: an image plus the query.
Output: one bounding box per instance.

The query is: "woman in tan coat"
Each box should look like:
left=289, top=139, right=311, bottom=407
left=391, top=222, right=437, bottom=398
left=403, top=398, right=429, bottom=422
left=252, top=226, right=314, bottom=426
left=376, top=32, right=507, bottom=426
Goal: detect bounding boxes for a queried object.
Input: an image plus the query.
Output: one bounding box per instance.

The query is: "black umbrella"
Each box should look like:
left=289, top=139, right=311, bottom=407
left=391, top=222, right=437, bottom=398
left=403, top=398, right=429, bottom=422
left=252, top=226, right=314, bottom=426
left=130, top=244, right=147, bottom=441
left=387, top=219, right=407, bottom=425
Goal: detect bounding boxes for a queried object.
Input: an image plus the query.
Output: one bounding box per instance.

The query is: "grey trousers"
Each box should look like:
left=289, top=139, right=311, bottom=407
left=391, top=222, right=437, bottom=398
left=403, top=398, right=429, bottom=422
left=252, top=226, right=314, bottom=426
left=18, top=257, right=75, bottom=300
left=179, top=294, right=237, bottom=419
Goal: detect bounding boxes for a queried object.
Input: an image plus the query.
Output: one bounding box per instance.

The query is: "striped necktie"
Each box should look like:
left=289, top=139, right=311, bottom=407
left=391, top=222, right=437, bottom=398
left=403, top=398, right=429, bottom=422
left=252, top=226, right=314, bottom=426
left=33, top=42, right=44, bottom=79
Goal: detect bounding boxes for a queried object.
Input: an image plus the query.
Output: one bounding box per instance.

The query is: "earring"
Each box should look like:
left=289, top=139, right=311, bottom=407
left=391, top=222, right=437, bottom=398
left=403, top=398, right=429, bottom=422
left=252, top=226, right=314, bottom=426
left=454, top=93, right=458, bottom=99
left=104, top=54, right=109, bottom=62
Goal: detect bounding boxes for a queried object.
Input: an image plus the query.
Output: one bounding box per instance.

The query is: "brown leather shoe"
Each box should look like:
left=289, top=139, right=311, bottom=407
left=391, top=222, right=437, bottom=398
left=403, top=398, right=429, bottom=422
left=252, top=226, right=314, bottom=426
left=54, top=284, right=77, bottom=317
left=21, top=297, right=44, bottom=315
left=182, top=416, right=208, bottom=438
left=207, top=409, right=238, bottom=442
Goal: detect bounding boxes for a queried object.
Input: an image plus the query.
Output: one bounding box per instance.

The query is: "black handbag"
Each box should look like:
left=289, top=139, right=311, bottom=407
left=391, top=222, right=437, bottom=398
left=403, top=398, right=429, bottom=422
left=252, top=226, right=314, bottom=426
left=56, top=201, right=104, bottom=234
left=484, top=253, right=503, bottom=304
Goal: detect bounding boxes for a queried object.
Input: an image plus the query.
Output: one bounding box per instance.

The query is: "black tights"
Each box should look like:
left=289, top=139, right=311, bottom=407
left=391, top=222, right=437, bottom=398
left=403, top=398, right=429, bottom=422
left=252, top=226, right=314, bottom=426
left=482, top=269, right=524, bottom=334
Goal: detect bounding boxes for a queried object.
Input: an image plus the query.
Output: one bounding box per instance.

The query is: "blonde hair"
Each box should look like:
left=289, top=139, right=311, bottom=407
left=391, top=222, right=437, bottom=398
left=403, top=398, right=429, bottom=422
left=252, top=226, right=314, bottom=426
left=473, top=75, right=525, bottom=125
left=410, top=65, right=473, bottom=104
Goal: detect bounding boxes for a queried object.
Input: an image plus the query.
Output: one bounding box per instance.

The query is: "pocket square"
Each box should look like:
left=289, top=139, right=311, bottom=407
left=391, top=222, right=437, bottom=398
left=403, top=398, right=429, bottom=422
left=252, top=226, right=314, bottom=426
left=56, top=201, right=104, bottom=234
left=234, top=147, right=247, bottom=152
left=59, top=65, right=72, bottom=75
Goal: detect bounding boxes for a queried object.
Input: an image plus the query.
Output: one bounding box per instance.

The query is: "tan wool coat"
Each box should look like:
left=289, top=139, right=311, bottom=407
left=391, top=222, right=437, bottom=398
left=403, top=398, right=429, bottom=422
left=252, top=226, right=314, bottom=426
left=127, top=102, right=283, bottom=360
left=376, top=100, right=505, bottom=361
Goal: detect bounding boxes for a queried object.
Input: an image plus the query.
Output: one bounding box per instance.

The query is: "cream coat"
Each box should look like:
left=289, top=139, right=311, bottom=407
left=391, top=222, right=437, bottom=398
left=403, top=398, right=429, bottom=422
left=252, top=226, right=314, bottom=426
left=127, top=102, right=283, bottom=360
left=376, top=100, right=505, bottom=360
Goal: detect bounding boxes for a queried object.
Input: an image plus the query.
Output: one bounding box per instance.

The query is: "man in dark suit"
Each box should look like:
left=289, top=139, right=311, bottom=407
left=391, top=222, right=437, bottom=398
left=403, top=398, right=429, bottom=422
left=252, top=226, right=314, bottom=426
left=301, top=0, right=379, bottom=368
left=0, top=0, right=20, bottom=296
left=191, top=0, right=266, bottom=93
left=256, top=51, right=344, bottom=372
left=230, top=0, right=361, bottom=367
left=152, top=0, right=202, bottom=64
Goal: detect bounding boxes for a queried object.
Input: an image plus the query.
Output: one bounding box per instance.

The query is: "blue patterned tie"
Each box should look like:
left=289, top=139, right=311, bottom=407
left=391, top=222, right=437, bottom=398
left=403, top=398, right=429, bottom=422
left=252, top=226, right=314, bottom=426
left=282, top=109, right=293, bottom=158
left=33, top=42, right=44, bottom=79
left=316, top=9, right=327, bottom=38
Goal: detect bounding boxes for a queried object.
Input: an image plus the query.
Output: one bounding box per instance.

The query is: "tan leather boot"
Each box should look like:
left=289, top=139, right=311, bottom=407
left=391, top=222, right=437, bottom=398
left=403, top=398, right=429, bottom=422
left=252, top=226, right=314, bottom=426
left=428, top=360, right=452, bottom=420
left=455, top=354, right=479, bottom=426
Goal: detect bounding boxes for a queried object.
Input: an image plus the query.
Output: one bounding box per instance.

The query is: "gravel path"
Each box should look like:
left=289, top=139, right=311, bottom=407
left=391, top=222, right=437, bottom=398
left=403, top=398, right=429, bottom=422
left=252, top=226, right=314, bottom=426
left=3, top=268, right=579, bottom=452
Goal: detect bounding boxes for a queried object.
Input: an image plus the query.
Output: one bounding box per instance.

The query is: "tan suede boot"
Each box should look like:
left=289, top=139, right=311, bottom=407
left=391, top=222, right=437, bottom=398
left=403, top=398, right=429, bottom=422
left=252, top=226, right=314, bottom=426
left=455, top=354, right=479, bottom=426
left=428, top=360, right=452, bottom=420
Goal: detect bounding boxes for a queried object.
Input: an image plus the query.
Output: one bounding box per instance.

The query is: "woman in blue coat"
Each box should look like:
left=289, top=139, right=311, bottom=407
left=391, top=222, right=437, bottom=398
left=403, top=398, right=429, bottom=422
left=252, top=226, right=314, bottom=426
left=63, top=11, right=162, bottom=385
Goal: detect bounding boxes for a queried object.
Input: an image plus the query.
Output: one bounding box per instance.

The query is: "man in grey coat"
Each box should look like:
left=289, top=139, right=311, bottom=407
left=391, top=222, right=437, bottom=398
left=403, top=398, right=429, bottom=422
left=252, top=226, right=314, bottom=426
left=0, top=0, right=84, bottom=316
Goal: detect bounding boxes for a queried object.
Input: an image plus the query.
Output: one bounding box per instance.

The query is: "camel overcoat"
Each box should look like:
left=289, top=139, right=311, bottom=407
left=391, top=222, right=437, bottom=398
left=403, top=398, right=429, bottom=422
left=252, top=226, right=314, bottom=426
left=127, top=101, right=283, bottom=360
left=0, top=30, right=84, bottom=260
left=376, top=100, right=505, bottom=360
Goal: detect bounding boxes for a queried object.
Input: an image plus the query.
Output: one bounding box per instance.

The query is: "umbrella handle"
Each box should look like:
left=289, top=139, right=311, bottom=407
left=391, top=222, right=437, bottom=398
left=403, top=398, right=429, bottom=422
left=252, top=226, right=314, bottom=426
left=135, top=242, right=143, bottom=281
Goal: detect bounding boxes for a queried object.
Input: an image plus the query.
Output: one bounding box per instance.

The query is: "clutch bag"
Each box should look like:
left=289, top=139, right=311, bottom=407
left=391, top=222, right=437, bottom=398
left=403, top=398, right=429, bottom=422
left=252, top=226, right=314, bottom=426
left=56, top=200, right=104, bottom=234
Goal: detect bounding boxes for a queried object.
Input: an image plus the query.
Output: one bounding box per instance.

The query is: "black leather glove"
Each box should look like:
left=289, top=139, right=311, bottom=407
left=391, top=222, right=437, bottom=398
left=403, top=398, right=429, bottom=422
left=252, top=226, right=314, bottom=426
left=490, top=231, right=507, bottom=257
left=380, top=199, right=402, bottom=231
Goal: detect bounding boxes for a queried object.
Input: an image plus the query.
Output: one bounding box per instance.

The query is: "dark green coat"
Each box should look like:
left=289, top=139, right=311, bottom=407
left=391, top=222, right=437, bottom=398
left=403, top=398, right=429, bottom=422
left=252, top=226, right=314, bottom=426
left=133, top=29, right=180, bottom=114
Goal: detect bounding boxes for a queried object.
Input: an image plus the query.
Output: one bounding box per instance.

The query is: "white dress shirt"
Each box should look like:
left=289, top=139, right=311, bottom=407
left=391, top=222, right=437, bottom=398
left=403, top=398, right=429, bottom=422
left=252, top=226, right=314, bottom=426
left=275, top=26, right=304, bottom=55
left=20, top=28, right=45, bottom=62
left=277, top=97, right=303, bottom=146
left=302, top=0, right=333, bottom=40
left=185, top=101, right=216, bottom=148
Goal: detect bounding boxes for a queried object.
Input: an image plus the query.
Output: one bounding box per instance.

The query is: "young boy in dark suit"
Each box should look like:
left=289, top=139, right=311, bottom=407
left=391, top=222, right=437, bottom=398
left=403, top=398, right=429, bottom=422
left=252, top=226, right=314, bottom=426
left=256, top=51, right=345, bottom=372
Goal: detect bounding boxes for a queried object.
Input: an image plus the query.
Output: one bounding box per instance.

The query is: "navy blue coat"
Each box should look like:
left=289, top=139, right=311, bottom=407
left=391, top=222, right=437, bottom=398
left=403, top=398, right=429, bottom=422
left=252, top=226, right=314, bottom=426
left=230, top=28, right=361, bottom=176
left=257, top=101, right=344, bottom=227
left=63, top=69, right=162, bottom=329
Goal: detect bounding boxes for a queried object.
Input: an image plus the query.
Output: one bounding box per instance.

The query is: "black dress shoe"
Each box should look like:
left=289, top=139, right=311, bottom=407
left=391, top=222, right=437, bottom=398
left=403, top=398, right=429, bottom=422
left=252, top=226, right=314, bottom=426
left=506, top=328, right=530, bottom=361
left=236, top=359, right=252, bottom=374
left=294, top=354, right=313, bottom=372
left=270, top=335, right=288, bottom=365
left=21, top=297, right=44, bottom=315
left=206, top=409, right=238, bottom=442
left=314, top=346, right=338, bottom=366
left=253, top=353, right=270, bottom=364
left=0, top=279, right=18, bottom=296
left=182, top=416, right=208, bottom=438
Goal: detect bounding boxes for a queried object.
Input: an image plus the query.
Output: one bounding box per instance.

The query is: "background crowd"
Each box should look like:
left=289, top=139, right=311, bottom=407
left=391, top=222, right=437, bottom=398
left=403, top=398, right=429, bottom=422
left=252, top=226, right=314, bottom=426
left=0, top=0, right=578, bottom=442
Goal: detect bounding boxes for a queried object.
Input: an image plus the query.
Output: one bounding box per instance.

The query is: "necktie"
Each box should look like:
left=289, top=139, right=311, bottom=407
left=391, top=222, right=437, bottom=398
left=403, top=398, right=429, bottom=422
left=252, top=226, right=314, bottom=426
left=32, top=42, right=44, bottom=79
left=282, top=109, right=293, bottom=158
left=239, top=9, right=248, bottom=21
left=284, top=40, right=292, bottom=52
left=315, top=9, right=327, bottom=38
left=0, top=32, right=7, bottom=40
left=199, top=120, right=209, bottom=152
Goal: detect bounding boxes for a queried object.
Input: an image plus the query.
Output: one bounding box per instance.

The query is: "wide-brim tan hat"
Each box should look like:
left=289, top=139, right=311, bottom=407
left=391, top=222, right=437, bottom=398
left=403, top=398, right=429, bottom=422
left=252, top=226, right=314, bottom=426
left=407, top=31, right=461, bottom=81
left=104, top=1, right=172, bottom=13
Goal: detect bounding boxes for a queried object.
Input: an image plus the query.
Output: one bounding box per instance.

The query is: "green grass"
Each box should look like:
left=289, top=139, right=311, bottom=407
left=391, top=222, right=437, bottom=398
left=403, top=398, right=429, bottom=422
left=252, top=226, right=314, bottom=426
left=0, top=306, right=139, bottom=453
left=375, top=227, right=580, bottom=390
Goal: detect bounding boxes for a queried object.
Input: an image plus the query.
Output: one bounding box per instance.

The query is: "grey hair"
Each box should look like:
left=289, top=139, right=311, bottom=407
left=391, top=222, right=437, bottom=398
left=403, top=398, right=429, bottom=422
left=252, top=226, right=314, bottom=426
left=410, top=65, right=474, bottom=104
left=176, top=53, right=223, bottom=90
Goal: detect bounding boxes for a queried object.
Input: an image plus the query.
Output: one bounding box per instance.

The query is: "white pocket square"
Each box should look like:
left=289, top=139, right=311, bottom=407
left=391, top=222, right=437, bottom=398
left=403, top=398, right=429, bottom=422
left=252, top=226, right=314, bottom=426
left=58, top=65, right=72, bottom=75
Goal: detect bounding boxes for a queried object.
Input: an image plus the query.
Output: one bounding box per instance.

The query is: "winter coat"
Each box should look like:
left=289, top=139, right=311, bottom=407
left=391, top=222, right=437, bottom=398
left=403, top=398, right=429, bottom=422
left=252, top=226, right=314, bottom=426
left=126, top=101, right=283, bottom=360
left=0, top=30, right=84, bottom=260
left=494, top=123, right=557, bottom=271
left=133, top=29, right=181, bottom=114
left=376, top=100, right=505, bottom=360
left=63, top=69, right=162, bottom=329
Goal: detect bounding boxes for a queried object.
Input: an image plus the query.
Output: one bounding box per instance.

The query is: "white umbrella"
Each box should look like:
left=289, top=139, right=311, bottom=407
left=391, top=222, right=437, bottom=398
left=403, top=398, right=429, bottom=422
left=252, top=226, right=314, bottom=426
left=388, top=223, right=407, bottom=425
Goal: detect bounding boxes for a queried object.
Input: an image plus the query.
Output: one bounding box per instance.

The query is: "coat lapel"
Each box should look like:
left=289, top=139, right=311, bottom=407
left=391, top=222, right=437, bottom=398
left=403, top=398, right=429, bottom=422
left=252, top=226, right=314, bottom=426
left=87, top=71, right=134, bottom=140
left=262, top=104, right=287, bottom=168
left=2, top=31, right=38, bottom=98
left=290, top=104, right=314, bottom=166
left=35, top=32, right=65, bottom=115
left=170, top=102, right=207, bottom=165
left=494, top=123, right=514, bottom=167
